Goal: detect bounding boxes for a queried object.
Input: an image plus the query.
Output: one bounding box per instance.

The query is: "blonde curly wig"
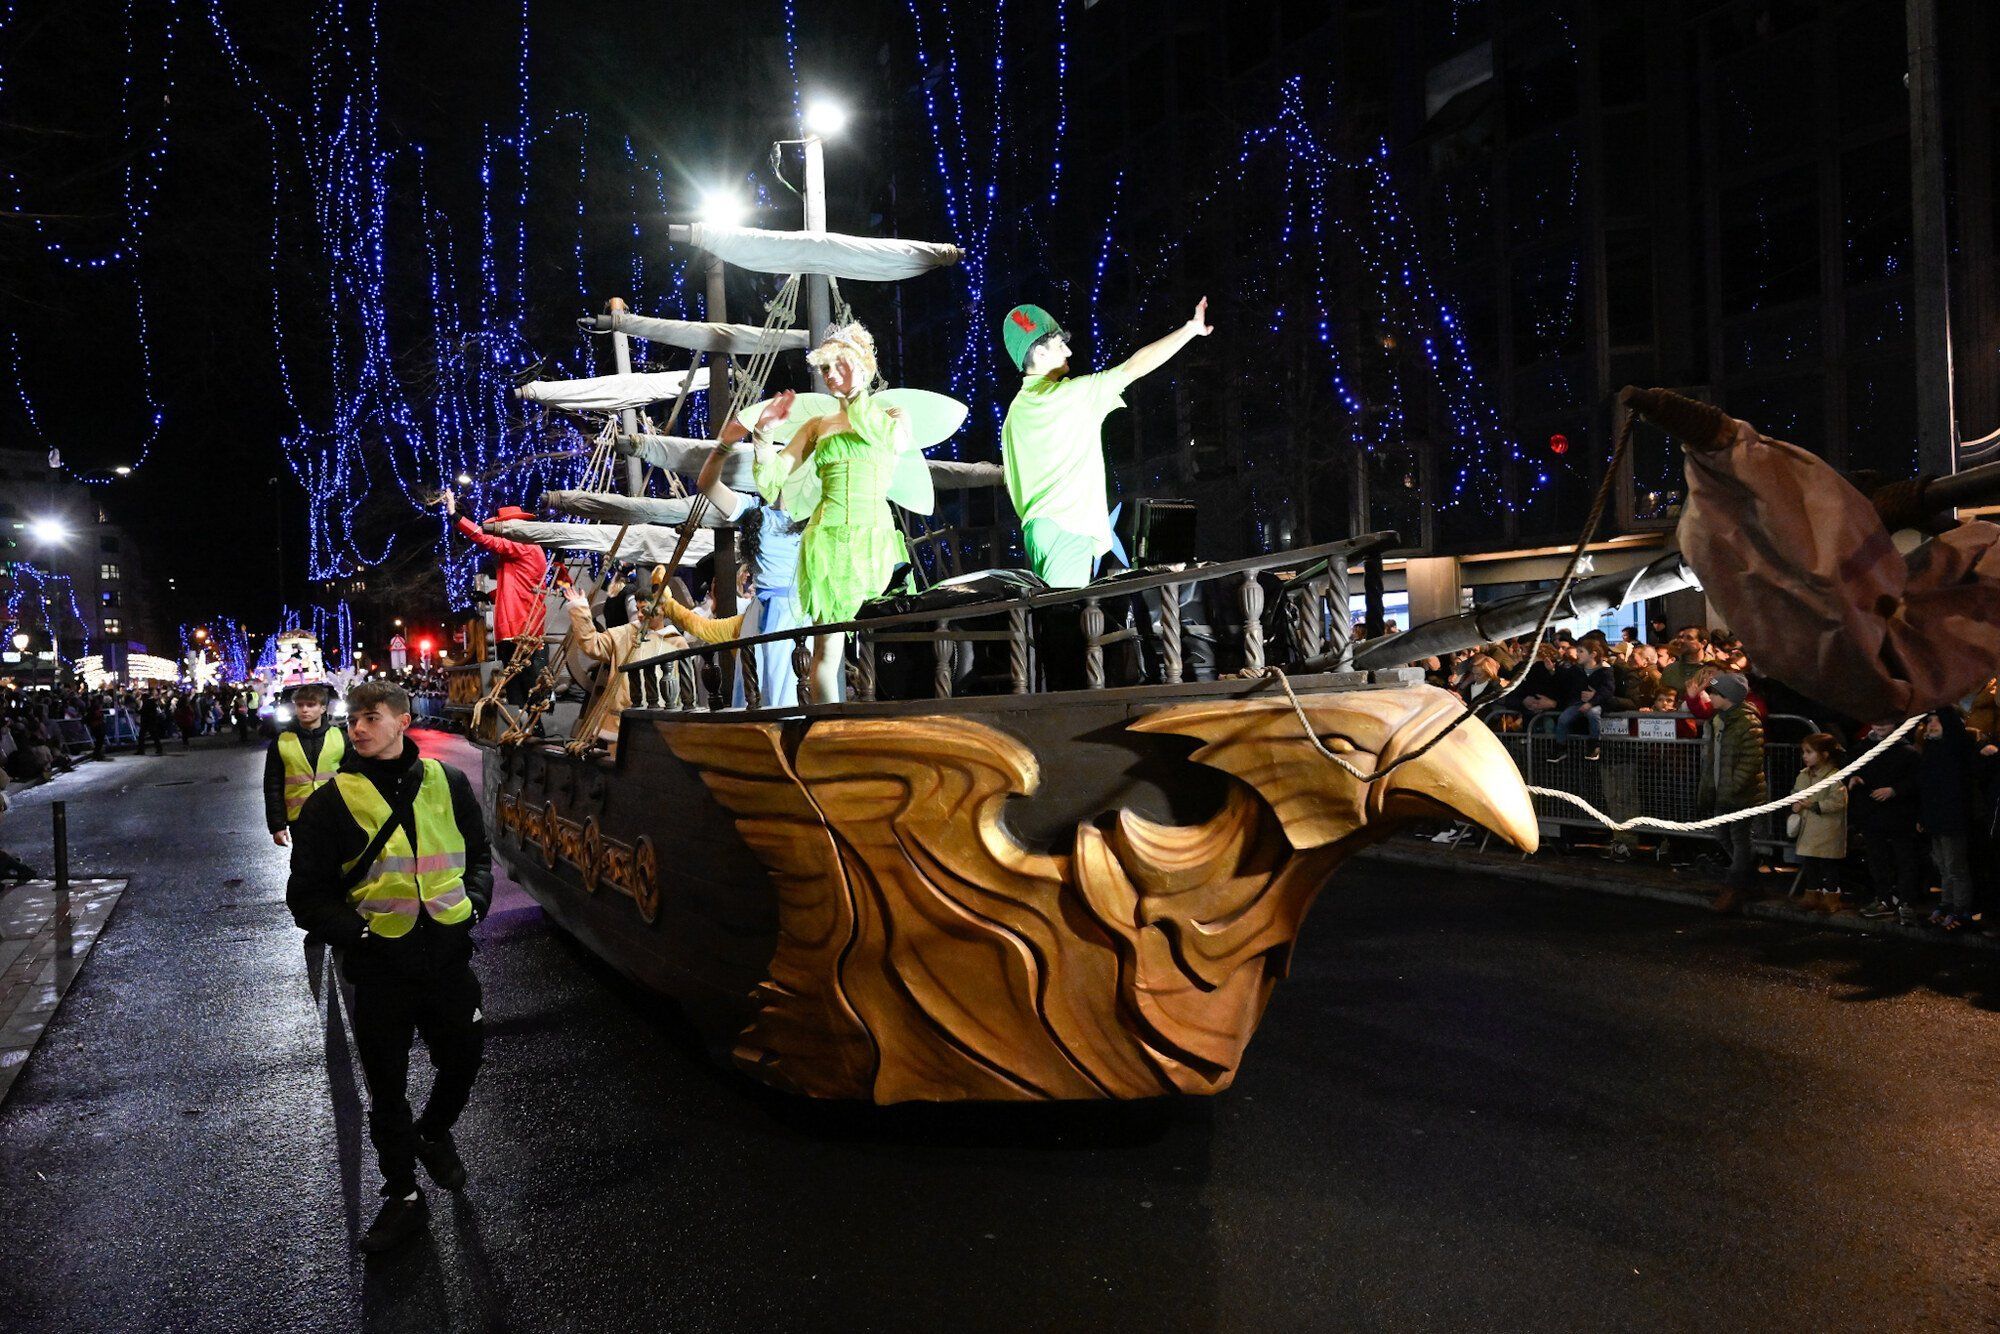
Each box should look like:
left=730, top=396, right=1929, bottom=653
left=805, top=322, right=879, bottom=384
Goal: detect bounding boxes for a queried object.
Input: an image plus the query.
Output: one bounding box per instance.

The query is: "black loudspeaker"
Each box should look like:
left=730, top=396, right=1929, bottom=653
left=1115, top=497, right=1199, bottom=567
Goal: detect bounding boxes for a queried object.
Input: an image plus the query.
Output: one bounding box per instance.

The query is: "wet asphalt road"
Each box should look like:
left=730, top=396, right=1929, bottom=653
left=0, top=731, right=1996, bottom=1333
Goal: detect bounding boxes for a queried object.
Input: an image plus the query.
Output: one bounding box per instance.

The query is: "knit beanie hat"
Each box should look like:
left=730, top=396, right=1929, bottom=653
left=1707, top=671, right=1749, bottom=707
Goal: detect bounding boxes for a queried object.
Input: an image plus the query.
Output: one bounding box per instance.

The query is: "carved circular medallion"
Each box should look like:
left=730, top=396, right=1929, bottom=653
left=631, top=835, right=660, bottom=925
left=540, top=799, right=562, bottom=869
left=580, top=818, right=603, bottom=894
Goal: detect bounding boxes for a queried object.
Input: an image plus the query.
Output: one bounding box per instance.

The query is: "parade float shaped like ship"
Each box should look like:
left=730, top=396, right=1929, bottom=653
left=461, top=209, right=1569, bottom=1105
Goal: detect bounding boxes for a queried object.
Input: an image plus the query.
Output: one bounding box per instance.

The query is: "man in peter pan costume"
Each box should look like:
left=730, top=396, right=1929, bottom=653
left=999, top=296, right=1213, bottom=588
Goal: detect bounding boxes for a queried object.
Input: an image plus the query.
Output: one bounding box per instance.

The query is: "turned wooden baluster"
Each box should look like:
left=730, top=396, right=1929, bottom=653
left=933, top=620, right=955, bottom=699
left=856, top=633, right=878, bottom=702
left=1159, top=582, right=1183, bottom=684
left=1082, top=597, right=1105, bottom=689
left=1240, top=573, right=1266, bottom=673
left=661, top=659, right=682, bottom=710
left=740, top=645, right=762, bottom=711
left=793, top=638, right=816, bottom=706
left=1289, top=579, right=1323, bottom=662
left=1008, top=607, right=1029, bottom=694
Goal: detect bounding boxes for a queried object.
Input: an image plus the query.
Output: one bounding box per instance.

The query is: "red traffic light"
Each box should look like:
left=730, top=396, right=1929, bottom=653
left=418, top=637, right=435, bottom=653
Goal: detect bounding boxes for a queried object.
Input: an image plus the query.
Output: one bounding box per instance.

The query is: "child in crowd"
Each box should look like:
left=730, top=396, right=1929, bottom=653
left=1788, top=732, right=1848, bottom=914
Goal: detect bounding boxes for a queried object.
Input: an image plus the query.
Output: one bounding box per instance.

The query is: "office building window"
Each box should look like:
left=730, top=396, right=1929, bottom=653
left=100, top=563, right=119, bottom=580
left=101, top=590, right=119, bottom=608
left=102, top=618, right=121, bottom=636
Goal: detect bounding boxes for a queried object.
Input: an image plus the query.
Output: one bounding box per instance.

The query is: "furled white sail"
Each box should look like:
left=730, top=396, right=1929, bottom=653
left=577, top=312, right=808, bottom=355
left=613, top=434, right=741, bottom=485
left=514, top=366, right=712, bottom=413
left=484, top=519, right=715, bottom=566
left=687, top=223, right=962, bottom=282
left=541, top=492, right=734, bottom=529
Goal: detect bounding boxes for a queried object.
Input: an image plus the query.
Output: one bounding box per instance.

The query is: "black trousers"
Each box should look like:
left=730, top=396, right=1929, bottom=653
left=349, top=963, right=485, bottom=1196
left=1864, top=829, right=1926, bottom=905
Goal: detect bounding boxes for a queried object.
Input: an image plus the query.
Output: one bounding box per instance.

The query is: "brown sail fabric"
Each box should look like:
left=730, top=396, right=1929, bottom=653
left=1677, top=415, right=2000, bottom=723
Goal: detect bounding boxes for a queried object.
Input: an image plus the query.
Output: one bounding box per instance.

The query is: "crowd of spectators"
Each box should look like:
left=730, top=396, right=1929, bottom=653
left=1383, top=619, right=1999, bottom=934
left=0, top=680, right=273, bottom=784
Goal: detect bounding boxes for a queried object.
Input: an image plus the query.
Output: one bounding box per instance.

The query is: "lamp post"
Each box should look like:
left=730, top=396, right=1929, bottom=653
left=800, top=98, right=847, bottom=381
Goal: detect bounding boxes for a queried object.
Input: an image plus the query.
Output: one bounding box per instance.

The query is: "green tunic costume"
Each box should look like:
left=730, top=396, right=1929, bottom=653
left=755, top=391, right=907, bottom=625
left=1000, top=365, right=1135, bottom=588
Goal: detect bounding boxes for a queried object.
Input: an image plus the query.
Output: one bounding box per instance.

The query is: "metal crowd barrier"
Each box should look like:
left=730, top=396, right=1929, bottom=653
left=1496, top=710, right=1816, bottom=854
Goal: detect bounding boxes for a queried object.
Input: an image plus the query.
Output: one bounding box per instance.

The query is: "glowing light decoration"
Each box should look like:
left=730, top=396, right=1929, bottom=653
left=1, top=0, right=176, bottom=480
left=3, top=564, right=92, bottom=660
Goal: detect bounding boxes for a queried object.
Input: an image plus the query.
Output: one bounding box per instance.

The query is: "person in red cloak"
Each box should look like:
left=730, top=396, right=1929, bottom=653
left=442, top=490, right=548, bottom=703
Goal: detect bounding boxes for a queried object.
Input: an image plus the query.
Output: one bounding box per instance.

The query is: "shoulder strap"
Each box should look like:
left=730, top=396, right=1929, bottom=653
left=337, top=763, right=430, bottom=895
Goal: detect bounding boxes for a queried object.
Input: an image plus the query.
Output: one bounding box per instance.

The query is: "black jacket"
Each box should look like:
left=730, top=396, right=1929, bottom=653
left=262, top=722, right=345, bottom=833
left=284, top=736, right=493, bottom=984
left=1850, top=737, right=1921, bottom=835
left=1916, top=709, right=1979, bottom=838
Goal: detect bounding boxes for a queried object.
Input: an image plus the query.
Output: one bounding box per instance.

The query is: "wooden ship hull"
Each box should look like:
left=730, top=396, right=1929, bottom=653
left=480, top=670, right=1537, bottom=1103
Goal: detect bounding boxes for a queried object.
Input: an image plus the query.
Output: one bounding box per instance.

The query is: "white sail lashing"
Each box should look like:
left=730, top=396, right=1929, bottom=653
left=577, top=312, right=811, bottom=355
left=483, top=518, right=717, bottom=567
left=682, top=224, right=964, bottom=281
left=515, top=365, right=713, bottom=413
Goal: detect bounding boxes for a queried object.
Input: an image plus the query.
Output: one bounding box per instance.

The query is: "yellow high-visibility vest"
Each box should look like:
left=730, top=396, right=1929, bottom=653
left=334, top=760, right=471, bottom=938
left=278, top=727, right=346, bottom=822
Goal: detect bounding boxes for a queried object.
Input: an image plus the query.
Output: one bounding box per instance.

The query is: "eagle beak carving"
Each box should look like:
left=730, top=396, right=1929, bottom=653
left=1372, top=702, right=1540, bottom=855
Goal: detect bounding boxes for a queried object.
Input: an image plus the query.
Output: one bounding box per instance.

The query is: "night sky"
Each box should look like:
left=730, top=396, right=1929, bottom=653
left=0, top=0, right=940, bottom=635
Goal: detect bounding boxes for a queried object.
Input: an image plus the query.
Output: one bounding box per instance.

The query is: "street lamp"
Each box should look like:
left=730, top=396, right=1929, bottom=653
left=27, top=517, right=68, bottom=545
left=113, top=466, right=131, bottom=477
left=11, top=632, right=28, bottom=653
left=804, top=98, right=848, bottom=139
left=699, top=188, right=748, bottom=230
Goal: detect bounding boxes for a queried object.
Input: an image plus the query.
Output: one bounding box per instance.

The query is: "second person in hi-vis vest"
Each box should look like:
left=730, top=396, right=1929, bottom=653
left=263, top=683, right=345, bottom=846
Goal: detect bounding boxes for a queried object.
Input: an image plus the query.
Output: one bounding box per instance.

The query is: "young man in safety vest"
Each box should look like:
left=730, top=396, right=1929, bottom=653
left=285, top=680, right=493, bottom=1253
left=262, top=683, right=345, bottom=845
left=999, top=297, right=1213, bottom=588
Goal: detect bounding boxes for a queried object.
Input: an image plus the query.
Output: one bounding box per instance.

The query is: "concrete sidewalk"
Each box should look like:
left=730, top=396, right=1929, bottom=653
left=0, top=878, right=126, bottom=1105
left=1361, top=833, right=2000, bottom=953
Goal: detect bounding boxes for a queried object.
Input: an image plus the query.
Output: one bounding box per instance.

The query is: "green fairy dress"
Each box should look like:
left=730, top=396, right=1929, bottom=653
left=755, top=391, right=908, bottom=626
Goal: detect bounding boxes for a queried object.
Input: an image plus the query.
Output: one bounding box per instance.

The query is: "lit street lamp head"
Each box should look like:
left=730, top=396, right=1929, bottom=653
left=27, top=517, right=68, bottom=545
left=699, top=189, right=748, bottom=230
left=804, top=99, right=847, bottom=139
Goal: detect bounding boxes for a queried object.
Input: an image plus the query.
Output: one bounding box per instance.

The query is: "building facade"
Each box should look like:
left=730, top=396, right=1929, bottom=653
left=0, top=448, right=167, bottom=667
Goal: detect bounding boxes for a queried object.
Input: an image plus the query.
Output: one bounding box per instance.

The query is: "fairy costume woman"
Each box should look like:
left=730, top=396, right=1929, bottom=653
left=752, top=323, right=910, bottom=702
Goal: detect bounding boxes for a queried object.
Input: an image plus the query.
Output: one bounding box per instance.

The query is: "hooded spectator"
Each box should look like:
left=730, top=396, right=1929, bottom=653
left=1698, top=671, right=1767, bottom=912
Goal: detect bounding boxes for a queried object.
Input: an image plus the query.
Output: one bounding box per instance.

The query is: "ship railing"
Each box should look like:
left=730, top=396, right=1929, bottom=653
left=617, top=530, right=1400, bottom=713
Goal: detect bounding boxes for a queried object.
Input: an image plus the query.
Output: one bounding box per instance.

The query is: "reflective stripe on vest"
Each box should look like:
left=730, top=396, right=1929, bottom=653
left=278, top=728, right=346, bottom=822
left=334, top=759, right=471, bottom=939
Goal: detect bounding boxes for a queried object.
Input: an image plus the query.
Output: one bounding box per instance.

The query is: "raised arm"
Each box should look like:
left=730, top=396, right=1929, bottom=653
left=1116, top=297, right=1212, bottom=382
left=755, top=414, right=821, bottom=505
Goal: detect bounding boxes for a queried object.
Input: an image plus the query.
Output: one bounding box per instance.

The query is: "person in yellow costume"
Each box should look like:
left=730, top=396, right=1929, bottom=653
left=752, top=323, right=912, bottom=704
left=1000, top=297, right=1213, bottom=587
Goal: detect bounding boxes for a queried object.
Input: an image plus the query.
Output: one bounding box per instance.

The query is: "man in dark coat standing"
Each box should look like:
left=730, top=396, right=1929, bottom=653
left=285, top=680, right=492, bottom=1253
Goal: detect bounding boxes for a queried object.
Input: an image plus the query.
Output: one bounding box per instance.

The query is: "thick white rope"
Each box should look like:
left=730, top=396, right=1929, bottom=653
left=1255, top=649, right=1928, bottom=834
left=1523, top=712, right=1925, bottom=832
